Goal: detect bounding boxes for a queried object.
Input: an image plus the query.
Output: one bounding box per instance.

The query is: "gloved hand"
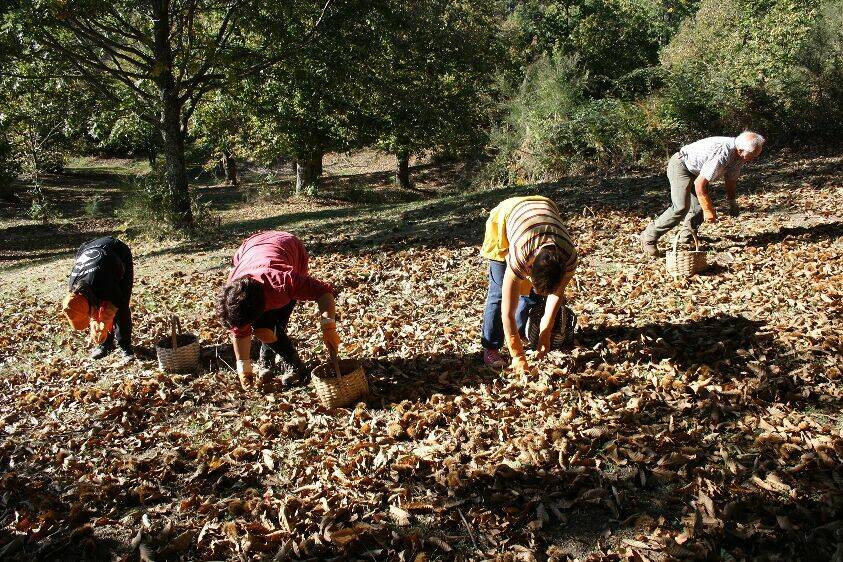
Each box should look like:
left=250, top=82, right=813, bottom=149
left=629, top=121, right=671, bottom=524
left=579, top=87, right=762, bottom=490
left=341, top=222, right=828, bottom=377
left=88, top=302, right=117, bottom=344
left=727, top=198, right=740, bottom=217
left=699, top=195, right=717, bottom=223
left=506, top=334, right=530, bottom=375
left=89, top=318, right=109, bottom=344
left=536, top=328, right=552, bottom=359
left=237, top=359, right=254, bottom=390
left=511, top=354, right=530, bottom=375
left=321, top=319, right=340, bottom=354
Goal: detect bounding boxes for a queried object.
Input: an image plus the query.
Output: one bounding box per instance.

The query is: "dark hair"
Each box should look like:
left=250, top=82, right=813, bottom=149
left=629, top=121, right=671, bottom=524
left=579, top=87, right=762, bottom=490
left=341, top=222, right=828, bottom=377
left=531, top=246, right=565, bottom=296
left=216, top=277, right=265, bottom=328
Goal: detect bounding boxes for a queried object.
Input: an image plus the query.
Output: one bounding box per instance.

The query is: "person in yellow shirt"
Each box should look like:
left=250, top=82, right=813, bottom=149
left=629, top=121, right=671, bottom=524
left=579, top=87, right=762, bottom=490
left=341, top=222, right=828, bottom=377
left=480, top=196, right=577, bottom=373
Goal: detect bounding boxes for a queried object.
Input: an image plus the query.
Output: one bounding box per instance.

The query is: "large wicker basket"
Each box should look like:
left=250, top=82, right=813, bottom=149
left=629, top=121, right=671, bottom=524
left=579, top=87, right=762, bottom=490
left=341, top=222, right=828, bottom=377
left=526, top=304, right=577, bottom=350
left=312, top=359, right=368, bottom=408
left=155, top=315, right=200, bottom=373
left=666, top=231, right=707, bottom=279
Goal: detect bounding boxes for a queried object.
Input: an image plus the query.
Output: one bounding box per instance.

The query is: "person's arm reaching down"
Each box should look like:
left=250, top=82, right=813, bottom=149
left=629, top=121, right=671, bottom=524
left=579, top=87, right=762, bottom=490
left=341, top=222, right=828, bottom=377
left=502, top=267, right=529, bottom=374
left=316, top=292, right=340, bottom=354
left=694, top=175, right=717, bottom=223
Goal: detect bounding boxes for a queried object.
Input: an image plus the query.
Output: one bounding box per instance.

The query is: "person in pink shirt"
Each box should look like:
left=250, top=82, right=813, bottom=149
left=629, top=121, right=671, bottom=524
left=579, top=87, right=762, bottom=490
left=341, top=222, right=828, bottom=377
left=216, top=231, right=340, bottom=389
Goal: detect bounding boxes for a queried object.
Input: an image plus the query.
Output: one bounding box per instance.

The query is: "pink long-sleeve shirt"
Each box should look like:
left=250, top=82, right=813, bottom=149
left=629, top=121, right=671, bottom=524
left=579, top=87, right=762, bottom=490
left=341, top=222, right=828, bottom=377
left=228, top=231, right=334, bottom=338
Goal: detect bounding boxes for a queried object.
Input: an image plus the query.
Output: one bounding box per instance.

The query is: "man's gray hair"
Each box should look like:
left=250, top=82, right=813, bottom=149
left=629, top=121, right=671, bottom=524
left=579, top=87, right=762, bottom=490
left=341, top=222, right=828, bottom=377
left=735, top=130, right=765, bottom=153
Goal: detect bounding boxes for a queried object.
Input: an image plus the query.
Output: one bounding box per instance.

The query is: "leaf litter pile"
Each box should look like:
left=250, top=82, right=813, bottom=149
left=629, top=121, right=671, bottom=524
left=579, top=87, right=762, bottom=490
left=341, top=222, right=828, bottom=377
left=1, top=152, right=842, bottom=561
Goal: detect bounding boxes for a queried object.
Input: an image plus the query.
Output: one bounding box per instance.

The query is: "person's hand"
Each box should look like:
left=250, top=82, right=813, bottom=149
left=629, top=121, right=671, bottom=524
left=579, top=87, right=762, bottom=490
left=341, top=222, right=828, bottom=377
left=236, top=359, right=254, bottom=390
left=727, top=198, right=740, bottom=217
left=536, top=328, right=553, bottom=359
left=506, top=333, right=531, bottom=375
left=88, top=302, right=117, bottom=343
left=511, top=354, right=530, bottom=375
left=89, top=318, right=109, bottom=344
left=321, top=319, right=340, bottom=354
left=703, top=209, right=717, bottom=223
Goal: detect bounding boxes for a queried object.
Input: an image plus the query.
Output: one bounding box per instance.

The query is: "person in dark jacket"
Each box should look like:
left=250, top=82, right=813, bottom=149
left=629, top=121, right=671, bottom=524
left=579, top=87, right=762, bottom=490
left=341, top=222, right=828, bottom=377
left=61, top=236, right=134, bottom=359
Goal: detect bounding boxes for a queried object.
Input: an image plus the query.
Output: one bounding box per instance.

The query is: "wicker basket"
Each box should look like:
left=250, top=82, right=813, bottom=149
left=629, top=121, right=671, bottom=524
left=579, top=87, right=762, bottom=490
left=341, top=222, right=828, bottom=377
left=526, top=304, right=577, bottom=350
left=666, top=231, right=707, bottom=279
left=312, top=358, right=368, bottom=408
left=155, top=315, right=200, bottom=373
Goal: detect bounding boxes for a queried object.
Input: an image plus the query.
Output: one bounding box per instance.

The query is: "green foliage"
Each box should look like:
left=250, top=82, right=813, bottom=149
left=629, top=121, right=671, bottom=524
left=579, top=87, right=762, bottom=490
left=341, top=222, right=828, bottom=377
left=118, top=171, right=219, bottom=237
left=0, top=134, right=20, bottom=200
left=661, top=0, right=843, bottom=137
left=192, top=88, right=255, bottom=171
left=486, top=53, right=681, bottom=183
left=83, top=194, right=107, bottom=217
left=27, top=181, right=60, bottom=223
left=242, top=0, right=379, bottom=168
left=508, top=0, right=697, bottom=94
left=367, top=0, right=507, bottom=160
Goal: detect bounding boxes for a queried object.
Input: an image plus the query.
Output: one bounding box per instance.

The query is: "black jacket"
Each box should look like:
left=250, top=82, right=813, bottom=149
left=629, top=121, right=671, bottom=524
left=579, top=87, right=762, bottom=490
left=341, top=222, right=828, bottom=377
left=68, top=237, right=132, bottom=308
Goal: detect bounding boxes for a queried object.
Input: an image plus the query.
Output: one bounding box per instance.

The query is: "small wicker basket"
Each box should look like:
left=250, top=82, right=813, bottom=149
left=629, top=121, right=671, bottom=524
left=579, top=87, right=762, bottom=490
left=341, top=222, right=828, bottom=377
left=312, top=358, right=368, bottom=409
left=155, top=315, right=200, bottom=373
left=526, top=304, right=577, bottom=350
left=666, top=231, right=707, bottom=279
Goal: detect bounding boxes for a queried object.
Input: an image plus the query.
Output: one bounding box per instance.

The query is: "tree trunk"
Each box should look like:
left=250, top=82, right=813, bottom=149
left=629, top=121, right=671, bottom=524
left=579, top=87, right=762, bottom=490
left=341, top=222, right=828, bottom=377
left=295, top=152, right=323, bottom=195
left=296, top=158, right=318, bottom=195
left=291, top=159, right=298, bottom=176
left=161, top=96, right=193, bottom=227
left=222, top=149, right=238, bottom=187
left=396, top=151, right=411, bottom=189
left=153, top=2, right=193, bottom=229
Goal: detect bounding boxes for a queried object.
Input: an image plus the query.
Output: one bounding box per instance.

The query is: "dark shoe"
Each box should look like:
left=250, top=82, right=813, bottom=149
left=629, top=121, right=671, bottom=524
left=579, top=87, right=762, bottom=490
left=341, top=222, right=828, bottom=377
left=268, top=336, right=310, bottom=385
left=639, top=233, right=658, bottom=257
left=91, top=340, right=115, bottom=360
left=258, top=343, right=275, bottom=370
left=117, top=344, right=134, bottom=359
left=279, top=364, right=311, bottom=387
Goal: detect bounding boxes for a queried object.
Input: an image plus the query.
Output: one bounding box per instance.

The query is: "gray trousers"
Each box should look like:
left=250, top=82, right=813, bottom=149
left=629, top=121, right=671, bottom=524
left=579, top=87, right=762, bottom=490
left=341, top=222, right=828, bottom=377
left=641, top=152, right=703, bottom=244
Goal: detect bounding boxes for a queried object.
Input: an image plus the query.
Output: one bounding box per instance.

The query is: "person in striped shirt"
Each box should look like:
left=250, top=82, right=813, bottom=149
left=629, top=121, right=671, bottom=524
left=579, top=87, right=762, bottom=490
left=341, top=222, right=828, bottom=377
left=640, top=131, right=765, bottom=256
left=480, top=196, right=577, bottom=373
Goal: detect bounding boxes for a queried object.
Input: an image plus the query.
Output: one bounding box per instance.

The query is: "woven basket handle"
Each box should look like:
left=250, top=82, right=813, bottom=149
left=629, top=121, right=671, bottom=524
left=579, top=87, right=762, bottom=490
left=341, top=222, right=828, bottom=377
left=170, top=315, right=180, bottom=350
left=673, top=230, right=701, bottom=254
left=689, top=230, right=701, bottom=251
left=328, top=348, right=341, bottom=377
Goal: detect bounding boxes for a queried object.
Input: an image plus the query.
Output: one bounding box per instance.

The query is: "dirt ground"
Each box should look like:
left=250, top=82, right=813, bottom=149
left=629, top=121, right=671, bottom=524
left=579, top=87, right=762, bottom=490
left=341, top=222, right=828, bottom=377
left=0, top=148, right=841, bottom=561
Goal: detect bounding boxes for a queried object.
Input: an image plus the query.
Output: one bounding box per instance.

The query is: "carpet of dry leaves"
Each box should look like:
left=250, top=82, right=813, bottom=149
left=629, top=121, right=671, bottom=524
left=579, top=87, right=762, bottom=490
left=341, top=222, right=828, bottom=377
left=1, top=151, right=841, bottom=561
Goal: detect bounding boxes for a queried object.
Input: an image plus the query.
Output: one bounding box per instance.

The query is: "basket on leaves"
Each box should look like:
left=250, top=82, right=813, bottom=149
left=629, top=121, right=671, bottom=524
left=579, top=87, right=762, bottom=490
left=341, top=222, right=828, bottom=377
left=155, top=315, right=200, bottom=373
left=526, top=304, right=577, bottom=350
left=666, top=231, right=707, bottom=279
left=312, top=358, right=368, bottom=409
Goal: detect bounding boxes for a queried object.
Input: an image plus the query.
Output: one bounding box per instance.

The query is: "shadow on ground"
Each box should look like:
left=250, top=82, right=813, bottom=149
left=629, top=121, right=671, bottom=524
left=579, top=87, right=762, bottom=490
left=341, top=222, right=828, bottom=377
left=364, top=352, right=499, bottom=406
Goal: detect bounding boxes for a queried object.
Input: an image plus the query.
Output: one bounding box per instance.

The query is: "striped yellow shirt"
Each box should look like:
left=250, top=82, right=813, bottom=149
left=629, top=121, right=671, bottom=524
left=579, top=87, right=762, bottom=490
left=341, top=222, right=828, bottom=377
left=481, top=196, right=577, bottom=292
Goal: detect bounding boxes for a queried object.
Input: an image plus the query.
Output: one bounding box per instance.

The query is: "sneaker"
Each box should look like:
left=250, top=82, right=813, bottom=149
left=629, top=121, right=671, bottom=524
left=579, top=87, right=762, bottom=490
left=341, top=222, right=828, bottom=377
left=91, top=340, right=115, bottom=360
left=117, top=344, right=134, bottom=359
left=483, top=348, right=508, bottom=369
left=639, top=232, right=658, bottom=257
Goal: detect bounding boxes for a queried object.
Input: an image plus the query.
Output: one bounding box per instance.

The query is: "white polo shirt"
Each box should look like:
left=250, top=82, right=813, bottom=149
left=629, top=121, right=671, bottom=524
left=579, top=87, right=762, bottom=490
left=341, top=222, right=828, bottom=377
left=680, top=136, right=744, bottom=182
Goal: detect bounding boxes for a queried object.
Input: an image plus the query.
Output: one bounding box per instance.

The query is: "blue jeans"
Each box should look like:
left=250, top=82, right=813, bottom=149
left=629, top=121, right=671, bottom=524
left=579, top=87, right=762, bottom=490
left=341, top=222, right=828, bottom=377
left=481, top=260, right=544, bottom=350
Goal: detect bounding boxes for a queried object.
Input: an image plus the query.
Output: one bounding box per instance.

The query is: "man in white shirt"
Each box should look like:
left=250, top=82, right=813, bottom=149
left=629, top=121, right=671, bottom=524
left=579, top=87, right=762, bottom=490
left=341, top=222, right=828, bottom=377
left=640, top=131, right=765, bottom=256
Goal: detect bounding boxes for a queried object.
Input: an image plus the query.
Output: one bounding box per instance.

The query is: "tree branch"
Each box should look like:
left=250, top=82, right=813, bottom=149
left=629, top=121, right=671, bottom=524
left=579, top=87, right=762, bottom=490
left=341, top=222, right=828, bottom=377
left=235, top=0, right=334, bottom=78
left=179, top=0, right=240, bottom=92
